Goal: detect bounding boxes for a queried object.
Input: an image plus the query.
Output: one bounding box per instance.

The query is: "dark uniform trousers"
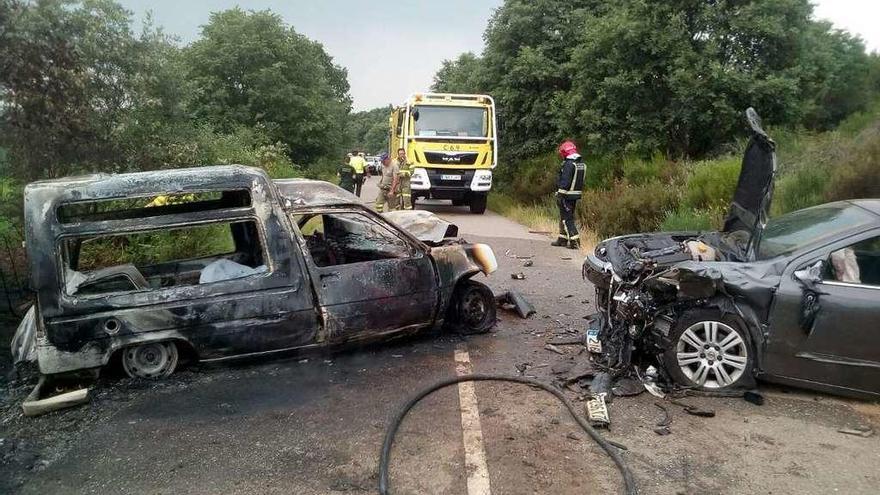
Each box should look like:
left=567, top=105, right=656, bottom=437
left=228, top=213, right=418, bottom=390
left=557, top=194, right=579, bottom=242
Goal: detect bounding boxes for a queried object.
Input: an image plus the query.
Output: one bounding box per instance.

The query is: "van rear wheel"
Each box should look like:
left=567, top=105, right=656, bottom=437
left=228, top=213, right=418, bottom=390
left=121, top=341, right=179, bottom=379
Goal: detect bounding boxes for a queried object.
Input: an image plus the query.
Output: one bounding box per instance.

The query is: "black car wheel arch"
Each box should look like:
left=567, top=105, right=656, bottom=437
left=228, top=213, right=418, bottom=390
left=662, top=308, right=757, bottom=390
left=447, top=280, right=496, bottom=334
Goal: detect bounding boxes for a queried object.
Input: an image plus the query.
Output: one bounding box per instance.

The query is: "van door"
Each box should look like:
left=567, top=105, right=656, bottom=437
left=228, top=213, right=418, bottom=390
left=293, top=210, right=438, bottom=342
left=53, top=215, right=319, bottom=361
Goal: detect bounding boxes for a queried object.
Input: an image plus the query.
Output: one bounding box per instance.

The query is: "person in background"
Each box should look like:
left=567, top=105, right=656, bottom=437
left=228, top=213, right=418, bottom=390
left=337, top=153, right=356, bottom=194
left=395, top=147, right=413, bottom=210
left=349, top=151, right=367, bottom=197
left=373, top=152, right=399, bottom=212
left=551, top=140, right=586, bottom=249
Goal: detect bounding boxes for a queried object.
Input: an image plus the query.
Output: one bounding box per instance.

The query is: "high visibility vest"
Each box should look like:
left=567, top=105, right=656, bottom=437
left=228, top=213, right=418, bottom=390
left=557, top=161, right=586, bottom=197
left=350, top=156, right=366, bottom=174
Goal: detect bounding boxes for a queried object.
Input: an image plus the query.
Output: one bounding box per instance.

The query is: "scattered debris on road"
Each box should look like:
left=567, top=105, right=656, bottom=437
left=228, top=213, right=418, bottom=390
left=586, top=393, right=610, bottom=427
left=546, top=336, right=584, bottom=346
left=523, top=259, right=533, bottom=267
left=838, top=427, right=874, bottom=438
left=510, top=272, right=526, bottom=280
left=21, top=377, right=89, bottom=417
left=503, top=248, right=533, bottom=259
left=496, top=291, right=535, bottom=318
left=544, top=344, right=566, bottom=355
left=669, top=399, right=716, bottom=418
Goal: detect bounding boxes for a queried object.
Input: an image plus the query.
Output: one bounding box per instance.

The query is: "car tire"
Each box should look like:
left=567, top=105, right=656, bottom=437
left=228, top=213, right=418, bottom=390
left=121, top=341, right=179, bottom=379
left=469, top=195, right=487, bottom=214
left=448, top=280, right=496, bottom=335
left=662, top=309, right=754, bottom=390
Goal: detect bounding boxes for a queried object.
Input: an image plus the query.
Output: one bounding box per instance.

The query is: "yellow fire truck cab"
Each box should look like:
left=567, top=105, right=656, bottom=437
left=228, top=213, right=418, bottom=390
left=389, top=93, right=497, bottom=214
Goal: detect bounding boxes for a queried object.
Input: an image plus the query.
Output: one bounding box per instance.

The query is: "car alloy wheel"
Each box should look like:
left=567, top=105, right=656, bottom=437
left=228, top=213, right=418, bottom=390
left=675, top=321, right=748, bottom=389
left=122, top=341, right=179, bottom=379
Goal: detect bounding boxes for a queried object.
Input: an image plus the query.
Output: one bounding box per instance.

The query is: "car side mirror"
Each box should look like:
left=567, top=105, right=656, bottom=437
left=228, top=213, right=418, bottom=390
left=794, top=260, right=824, bottom=289
left=412, top=109, right=419, bottom=121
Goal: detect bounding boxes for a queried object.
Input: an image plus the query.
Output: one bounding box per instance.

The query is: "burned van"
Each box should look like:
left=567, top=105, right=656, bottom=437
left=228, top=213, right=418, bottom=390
left=14, top=165, right=497, bottom=379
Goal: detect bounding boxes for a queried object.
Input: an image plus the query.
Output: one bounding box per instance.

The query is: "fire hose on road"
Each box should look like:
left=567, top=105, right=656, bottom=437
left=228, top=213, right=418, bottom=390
left=378, top=374, right=639, bottom=495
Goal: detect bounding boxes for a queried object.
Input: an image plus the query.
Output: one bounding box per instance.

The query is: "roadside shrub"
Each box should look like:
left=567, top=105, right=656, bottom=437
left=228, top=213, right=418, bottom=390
left=824, top=123, right=880, bottom=201
left=620, top=152, right=667, bottom=185
left=682, top=156, right=741, bottom=210
left=773, top=167, right=831, bottom=215
left=660, top=206, right=724, bottom=231
left=581, top=181, right=681, bottom=238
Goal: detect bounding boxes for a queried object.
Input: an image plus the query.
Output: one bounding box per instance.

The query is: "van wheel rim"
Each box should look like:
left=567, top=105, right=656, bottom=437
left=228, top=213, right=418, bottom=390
left=122, top=342, right=178, bottom=379
left=676, top=321, right=747, bottom=389
left=461, top=290, right=488, bottom=326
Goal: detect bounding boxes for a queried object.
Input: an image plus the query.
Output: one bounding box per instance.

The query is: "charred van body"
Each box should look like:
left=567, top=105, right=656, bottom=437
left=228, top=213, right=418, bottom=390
left=13, top=166, right=498, bottom=379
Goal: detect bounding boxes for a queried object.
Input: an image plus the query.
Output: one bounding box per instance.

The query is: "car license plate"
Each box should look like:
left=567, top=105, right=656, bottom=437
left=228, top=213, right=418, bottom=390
left=441, top=174, right=462, bottom=180
left=586, top=329, right=602, bottom=353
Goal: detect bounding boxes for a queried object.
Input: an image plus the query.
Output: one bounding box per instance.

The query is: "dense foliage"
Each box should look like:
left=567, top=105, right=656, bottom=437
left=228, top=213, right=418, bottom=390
left=0, top=0, right=348, bottom=183
left=433, top=0, right=880, bottom=160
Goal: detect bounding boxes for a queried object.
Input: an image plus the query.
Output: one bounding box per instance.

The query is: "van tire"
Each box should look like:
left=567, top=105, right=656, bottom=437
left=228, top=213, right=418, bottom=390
left=121, top=341, right=179, bottom=379
left=448, top=280, right=496, bottom=334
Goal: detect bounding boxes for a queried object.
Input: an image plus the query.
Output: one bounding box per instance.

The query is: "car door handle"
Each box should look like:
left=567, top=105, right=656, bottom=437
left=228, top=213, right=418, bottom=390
left=320, top=272, right=340, bottom=280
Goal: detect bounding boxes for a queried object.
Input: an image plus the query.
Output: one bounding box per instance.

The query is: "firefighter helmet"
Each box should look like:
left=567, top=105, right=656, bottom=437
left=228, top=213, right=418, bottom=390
left=558, top=140, right=578, bottom=159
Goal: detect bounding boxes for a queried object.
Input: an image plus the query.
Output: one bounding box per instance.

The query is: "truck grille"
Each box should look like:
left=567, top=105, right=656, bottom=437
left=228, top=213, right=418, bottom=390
left=423, top=151, right=478, bottom=165
left=427, top=169, right=474, bottom=188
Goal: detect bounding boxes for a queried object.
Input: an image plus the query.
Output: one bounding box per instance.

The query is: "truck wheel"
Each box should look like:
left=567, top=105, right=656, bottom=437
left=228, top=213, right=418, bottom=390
left=662, top=309, right=754, bottom=390
left=469, top=195, right=487, bottom=214
left=121, top=341, right=179, bottom=379
left=448, top=280, right=496, bottom=334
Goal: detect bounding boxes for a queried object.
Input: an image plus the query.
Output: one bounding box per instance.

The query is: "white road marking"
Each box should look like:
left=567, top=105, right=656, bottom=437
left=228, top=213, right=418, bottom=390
left=454, top=346, right=492, bottom=495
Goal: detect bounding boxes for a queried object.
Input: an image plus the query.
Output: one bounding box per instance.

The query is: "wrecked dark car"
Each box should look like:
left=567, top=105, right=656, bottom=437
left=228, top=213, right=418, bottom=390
left=12, top=165, right=497, bottom=380
left=583, top=108, right=880, bottom=398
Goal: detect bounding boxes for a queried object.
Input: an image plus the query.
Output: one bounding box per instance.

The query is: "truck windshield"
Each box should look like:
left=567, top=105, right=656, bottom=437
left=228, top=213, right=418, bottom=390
left=413, top=106, right=488, bottom=137
left=756, top=203, right=875, bottom=260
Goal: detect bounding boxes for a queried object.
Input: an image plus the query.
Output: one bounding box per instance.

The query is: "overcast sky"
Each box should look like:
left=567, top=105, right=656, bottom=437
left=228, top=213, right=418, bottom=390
left=118, top=0, right=879, bottom=112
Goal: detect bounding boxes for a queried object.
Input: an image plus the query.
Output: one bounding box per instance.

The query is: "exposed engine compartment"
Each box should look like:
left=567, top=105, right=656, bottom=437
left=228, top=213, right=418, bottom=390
left=583, top=231, right=753, bottom=388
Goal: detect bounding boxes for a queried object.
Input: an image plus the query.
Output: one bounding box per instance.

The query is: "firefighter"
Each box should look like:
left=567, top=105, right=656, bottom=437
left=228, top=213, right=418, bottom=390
left=373, top=152, right=399, bottom=212
left=395, top=147, right=413, bottom=210
left=349, top=151, right=367, bottom=197
left=551, top=140, right=586, bottom=249
left=337, top=153, right=356, bottom=193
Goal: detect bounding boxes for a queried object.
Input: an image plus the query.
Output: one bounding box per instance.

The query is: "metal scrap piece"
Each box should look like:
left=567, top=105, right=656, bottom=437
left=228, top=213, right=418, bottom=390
left=586, top=393, right=610, bottom=427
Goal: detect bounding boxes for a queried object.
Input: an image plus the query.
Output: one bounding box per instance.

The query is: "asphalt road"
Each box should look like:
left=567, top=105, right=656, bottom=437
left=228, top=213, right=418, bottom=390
left=1, top=183, right=879, bottom=494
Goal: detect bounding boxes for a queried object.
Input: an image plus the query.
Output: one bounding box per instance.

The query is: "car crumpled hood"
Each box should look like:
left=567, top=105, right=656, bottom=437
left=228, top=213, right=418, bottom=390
left=383, top=210, right=459, bottom=244
left=722, top=108, right=776, bottom=255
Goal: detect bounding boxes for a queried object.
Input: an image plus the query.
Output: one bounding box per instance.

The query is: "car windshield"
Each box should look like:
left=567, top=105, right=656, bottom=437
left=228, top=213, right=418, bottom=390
left=756, top=203, right=875, bottom=259
left=413, top=105, right=487, bottom=137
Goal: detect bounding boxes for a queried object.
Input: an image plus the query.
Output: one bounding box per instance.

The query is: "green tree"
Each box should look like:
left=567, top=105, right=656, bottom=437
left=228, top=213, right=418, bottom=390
left=344, top=106, right=390, bottom=154
left=0, top=0, right=142, bottom=180
left=184, top=8, right=351, bottom=164
left=431, top=52, right=486, bottom=94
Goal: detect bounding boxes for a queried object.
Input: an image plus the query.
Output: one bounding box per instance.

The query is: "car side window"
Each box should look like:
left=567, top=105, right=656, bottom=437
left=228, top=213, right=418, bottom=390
left=824, top=236, right=880, bottom=286
left=294, top=212, right=416, bottom=267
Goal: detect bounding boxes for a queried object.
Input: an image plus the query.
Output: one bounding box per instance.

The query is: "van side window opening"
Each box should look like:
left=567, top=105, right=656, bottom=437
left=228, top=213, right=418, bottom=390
left=62, top=220, right=267, bottom=296
left=294, top=212, right=415, bottom=267
left=57, top=190, right=252, bottom=224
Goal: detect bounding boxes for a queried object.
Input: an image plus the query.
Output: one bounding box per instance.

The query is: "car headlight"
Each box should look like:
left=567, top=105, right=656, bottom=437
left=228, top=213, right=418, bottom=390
left=470, top=170, right=492, bottom=191
left=411, top=168, right=430, bottom=190
left=471, top=243, right=498, bottom=275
